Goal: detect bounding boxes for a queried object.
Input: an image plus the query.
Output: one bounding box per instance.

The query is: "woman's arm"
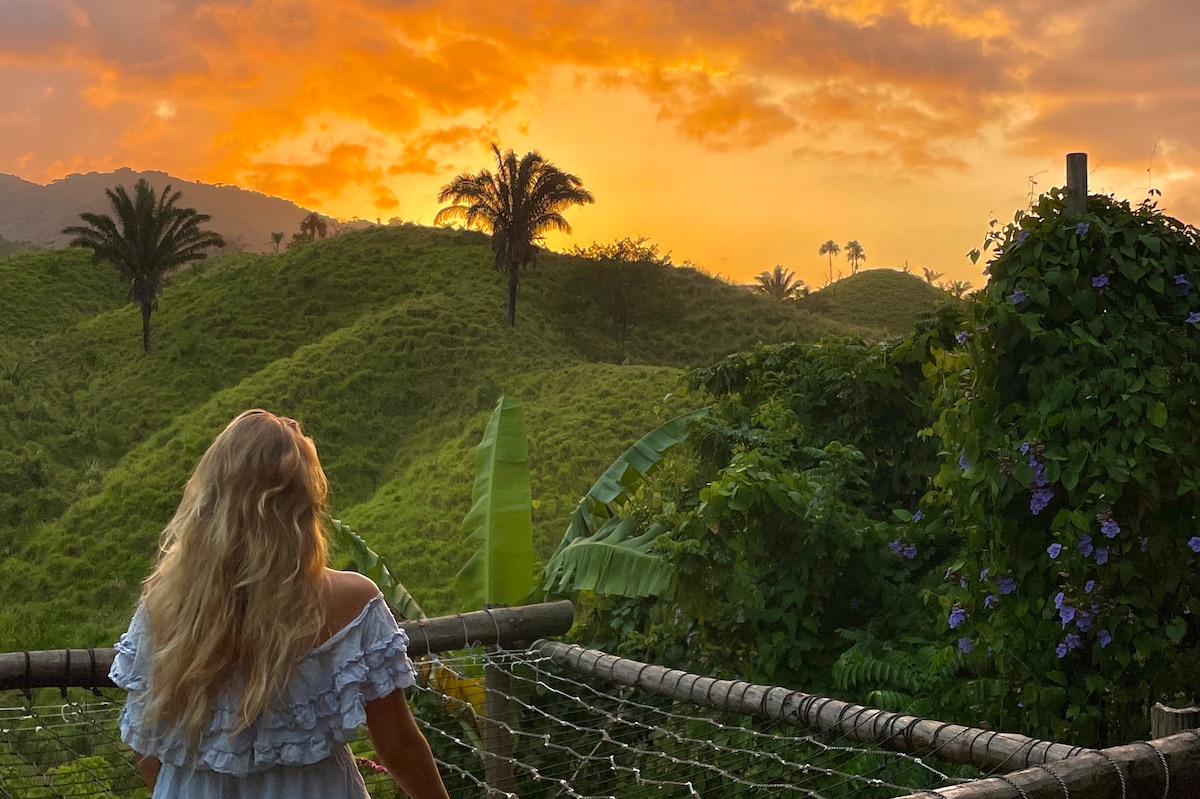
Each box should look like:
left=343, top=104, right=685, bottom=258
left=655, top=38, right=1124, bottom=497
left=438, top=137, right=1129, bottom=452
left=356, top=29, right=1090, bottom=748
left=134, top=752, right=161, bottom=790
left=365, top=689, right=452, bottom=799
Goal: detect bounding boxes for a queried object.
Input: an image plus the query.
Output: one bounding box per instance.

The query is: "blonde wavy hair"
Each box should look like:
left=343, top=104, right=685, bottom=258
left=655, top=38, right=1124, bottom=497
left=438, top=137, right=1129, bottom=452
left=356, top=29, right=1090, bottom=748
left=141, top=409, right=330, bottom=746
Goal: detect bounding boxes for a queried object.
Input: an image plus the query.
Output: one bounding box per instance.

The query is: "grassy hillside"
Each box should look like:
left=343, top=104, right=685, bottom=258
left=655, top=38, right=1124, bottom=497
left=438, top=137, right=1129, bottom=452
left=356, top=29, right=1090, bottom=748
left=0, top=248, right=124, bottom=338
left=798, top=268, right=952, bottom=337
left=0, top=226, right=931, bottom=651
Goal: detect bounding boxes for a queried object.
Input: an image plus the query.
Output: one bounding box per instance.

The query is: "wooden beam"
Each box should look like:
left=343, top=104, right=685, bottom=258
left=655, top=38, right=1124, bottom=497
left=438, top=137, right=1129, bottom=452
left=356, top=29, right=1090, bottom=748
left=535, top=641, right=1086, bottom=774
left=1152, top=702, right=1200, bottom=739
left=0, top=600, right=574, bottom=691
left=891, top=730, right=1200, bottom=799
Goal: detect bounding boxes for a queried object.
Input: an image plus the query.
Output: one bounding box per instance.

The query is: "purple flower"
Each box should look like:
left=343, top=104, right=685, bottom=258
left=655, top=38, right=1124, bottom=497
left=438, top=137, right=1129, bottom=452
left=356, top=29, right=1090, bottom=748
left=1076, top=611, right=1093, bottom=632
left=902, top=543, right=918, bottom=559
left=1189, top=536, right=1200, bottom=553
left=1075, top=223, right=1090, bottom=236
left=1065, top=632, right=1081, bottom=649
left=1098, top=629, right=1112, bottom=648
left=1079, top=534, right=1094, bottom=557
left=1101, top=519, right=1120, bottom=539
left=948, top=606, right=968, bottom=629
left=959, top=451, right=970, bottom=471
left=1019, top=441, right=1031, bottom=455
left=1095, top=548, right=1109, bottom=565
left=985, top=594, right=999, bottom=609
left=1059, top=603, right=1076, bottom=627
left=890, top=539, right=903, bottom=554
left=980, top=568, right=990, bottom=581
left=1092, top=274, right=1109, bottom=288
left=1017, top=230, right=1030, bottom=243
left=912, top=510, right=923, bottom=523
left=1031, top=486, right=1055, bottom=515
left=1054, top=591, right=1065, bottom=609
left=958, top=637, right=975, bottom=654
left=1047, top=542, right=1062, bottom=559
left=1187, top=312, right=1200, bottom=325
left=1056, top=641, right=1069, bottom=658
left=1176, top=274, right=1192, bottom=296
left=998, top=576, right=1016, bottom=595
left=956, top=330, right=969, bottom=344
left=1141, top=536, right=1149, bottom=552
left=1085, top=579, right=1095, bottom=594
left=1011, top=289, right=1028, bottom=305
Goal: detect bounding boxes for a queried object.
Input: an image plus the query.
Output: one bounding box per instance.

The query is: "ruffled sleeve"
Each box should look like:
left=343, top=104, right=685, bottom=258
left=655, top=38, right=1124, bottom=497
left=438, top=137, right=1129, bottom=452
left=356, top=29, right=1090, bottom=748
left=109, top=593, right=416, bottom=775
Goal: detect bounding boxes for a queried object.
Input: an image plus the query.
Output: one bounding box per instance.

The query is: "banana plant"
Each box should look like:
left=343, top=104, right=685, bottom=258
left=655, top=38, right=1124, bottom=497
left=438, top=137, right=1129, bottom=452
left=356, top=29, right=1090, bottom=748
left=332, top=518, right=426, bottom=621
left=541, top=407, right=707, bottom=599
left=455, top=396, right=535, bottom=610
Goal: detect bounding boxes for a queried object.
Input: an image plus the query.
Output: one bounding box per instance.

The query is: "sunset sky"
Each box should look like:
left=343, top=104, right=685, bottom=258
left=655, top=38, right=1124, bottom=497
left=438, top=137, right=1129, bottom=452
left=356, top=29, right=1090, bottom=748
left=2, top=0, right=1197, bottom=287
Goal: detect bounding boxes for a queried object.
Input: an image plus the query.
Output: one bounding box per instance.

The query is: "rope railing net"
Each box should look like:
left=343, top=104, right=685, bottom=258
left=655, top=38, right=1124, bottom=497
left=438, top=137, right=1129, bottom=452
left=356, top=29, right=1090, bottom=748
left=1, top=646, right=983, bottom=799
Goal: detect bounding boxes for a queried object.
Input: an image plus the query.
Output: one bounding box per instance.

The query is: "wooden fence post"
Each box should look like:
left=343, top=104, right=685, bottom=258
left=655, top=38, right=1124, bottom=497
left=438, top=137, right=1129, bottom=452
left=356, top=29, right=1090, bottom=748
left=1067, top=152, right=1088, bottom=215
left=1151, top=701, right=1200, bottom=739
left=483, top=605, right=516, bottom=797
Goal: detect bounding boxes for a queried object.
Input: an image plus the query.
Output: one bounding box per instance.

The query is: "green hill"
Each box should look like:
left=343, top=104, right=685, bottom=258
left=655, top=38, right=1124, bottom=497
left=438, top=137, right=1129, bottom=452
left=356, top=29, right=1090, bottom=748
left=0, top=226, right=931, bottom=650
left=799, top=268, right=953, bottom=337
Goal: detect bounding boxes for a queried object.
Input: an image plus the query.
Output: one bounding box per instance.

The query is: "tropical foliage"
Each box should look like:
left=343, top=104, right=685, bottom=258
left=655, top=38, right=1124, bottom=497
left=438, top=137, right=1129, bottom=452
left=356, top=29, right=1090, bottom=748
left=456, top=396, right=535, bottom=610
left=62, top=179, right=224, bottom=352
left=436, top=144, right=594, bottom=326
left=924, top=188, right=1200, bottom=744
left=753, top=264, right=807, bottom=299
left=818, top=239, right=840, bottom=284
left=844, top=240, right=866, bottom=274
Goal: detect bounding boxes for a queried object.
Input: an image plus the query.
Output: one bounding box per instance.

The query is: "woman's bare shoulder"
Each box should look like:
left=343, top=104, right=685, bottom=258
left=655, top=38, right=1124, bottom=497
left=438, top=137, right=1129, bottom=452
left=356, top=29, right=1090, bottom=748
left=322, top=568, right=383, bottom=635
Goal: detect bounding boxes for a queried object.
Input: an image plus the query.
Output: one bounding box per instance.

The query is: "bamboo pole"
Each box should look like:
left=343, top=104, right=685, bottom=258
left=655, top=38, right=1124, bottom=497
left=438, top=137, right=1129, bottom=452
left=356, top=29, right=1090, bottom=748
left=534, top=640, right=1087, bottom=774
left=892, top=730, right=1200, bottom=799
left=0, top=600, right=574, bottom=692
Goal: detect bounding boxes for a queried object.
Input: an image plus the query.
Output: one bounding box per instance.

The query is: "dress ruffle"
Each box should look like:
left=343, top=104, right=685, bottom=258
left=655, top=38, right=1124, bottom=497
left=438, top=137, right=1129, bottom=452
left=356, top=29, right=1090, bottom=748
left=109, top=594, right=416, bottom=775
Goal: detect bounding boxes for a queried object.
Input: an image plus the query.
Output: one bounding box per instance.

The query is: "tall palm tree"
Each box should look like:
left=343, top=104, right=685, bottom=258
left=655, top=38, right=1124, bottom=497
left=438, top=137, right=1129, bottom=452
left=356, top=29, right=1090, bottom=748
left=844, top=240, right=866, bottom=274
left=435, top=144, right=594, bottom=327
left=270, top=231, right=284, bottom=253
left=754, top=265, right=807, bottom=300
left=63, top=179, right=224, bottom=353
left=818, top=240, right=840, bottom=285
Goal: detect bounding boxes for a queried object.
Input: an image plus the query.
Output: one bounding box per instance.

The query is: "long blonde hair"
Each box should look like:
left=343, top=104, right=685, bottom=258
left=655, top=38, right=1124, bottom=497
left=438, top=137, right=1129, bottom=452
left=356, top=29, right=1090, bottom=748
left=142, top=409, right=330, bottom=745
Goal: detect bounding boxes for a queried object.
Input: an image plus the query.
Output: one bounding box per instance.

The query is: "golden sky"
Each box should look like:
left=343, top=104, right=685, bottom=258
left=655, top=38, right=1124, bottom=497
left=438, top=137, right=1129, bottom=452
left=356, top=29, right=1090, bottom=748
left=2, top=0, right=1197, bottom=287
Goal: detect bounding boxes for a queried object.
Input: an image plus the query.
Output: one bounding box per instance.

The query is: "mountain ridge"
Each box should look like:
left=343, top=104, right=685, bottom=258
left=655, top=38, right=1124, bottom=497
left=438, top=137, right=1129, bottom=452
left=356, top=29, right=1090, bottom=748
left=0, top=167, right=320, bottom=252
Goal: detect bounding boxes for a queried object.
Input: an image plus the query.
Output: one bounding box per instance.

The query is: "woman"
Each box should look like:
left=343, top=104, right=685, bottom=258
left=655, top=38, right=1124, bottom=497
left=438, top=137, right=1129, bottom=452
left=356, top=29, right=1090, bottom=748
left=109, top=409, right=453, bottom=798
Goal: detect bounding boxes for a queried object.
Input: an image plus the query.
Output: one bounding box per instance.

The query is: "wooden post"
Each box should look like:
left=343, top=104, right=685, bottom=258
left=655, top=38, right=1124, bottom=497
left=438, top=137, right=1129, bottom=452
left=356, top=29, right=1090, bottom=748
left=1151, top=702, right=1200, bottom=739
left=1067, top=152, right=1088, bottom=215
left=483, top=605, right=516, bottom=797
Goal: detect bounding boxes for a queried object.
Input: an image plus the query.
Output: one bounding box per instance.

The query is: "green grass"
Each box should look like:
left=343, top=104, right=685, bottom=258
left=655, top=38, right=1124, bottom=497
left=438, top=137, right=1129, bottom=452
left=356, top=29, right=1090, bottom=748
left=798, top=269, right=953, bottom=338
left=0, top=225, right=937, bottom=650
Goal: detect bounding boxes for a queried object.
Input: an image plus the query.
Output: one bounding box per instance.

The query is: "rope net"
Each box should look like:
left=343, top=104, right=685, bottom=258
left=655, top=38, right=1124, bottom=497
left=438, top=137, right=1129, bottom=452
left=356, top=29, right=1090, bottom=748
left=1, top=647, right=982, bottom=799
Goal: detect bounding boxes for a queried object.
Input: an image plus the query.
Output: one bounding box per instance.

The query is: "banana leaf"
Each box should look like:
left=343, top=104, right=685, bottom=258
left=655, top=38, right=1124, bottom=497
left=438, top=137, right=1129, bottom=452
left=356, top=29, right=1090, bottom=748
left=332, top=518, right=425, bottom=620
left=455, top=396, right=535, bottom=610
left=541, top=407, right=707, bottom=599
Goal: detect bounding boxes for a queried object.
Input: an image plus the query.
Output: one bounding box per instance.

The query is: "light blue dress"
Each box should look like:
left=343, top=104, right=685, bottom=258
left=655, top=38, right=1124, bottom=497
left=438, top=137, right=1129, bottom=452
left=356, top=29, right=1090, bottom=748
left=109, top=594, right=415, bottom=798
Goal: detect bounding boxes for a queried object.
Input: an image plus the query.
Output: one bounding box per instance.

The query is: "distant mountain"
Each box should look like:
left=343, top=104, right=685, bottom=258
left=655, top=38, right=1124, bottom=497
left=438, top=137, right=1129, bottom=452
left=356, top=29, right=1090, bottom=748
left=0, top=168, right=320, bottom=253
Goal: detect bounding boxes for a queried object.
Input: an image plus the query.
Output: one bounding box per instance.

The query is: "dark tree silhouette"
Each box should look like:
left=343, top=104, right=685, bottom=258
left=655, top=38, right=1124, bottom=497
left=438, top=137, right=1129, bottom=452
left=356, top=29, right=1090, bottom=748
left=63, top=179, right=224, bottom=353
left=754, top=265, right=807, bottom=300
left=818, top=239, right=840, bottom=284
left=845, top=240, right=866, bottom=274
left=435, top=144, right=594, bottom=327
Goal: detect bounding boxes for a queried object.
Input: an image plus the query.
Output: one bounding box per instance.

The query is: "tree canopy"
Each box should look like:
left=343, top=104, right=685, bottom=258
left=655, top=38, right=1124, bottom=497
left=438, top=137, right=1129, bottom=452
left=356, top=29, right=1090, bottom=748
left=62, top=179, right=224, bottom=352
left=436, top=144, right=594, bottom=326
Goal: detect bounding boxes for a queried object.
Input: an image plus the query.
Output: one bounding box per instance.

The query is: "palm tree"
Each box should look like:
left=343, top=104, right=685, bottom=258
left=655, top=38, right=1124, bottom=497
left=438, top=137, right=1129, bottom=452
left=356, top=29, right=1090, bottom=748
left=270, top=231, right=284, bottom=253
left=922, top=266, right=944, bottom=285
left=754, top=265, right=807, bottom=300
left=845, top=240, right=866, bottom=274
left=435, top=144, right=594, bottom=327
left=818, top=240, right=840, bottom=285
left=63, top=179, right=224, bottom=353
